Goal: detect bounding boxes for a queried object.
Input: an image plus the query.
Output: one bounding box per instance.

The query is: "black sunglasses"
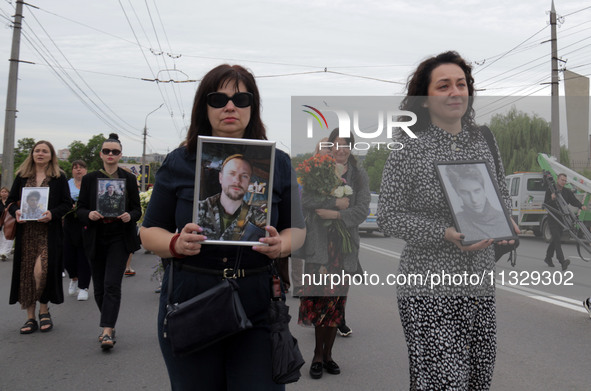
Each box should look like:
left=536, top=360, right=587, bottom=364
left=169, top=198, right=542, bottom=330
left=102, top=148, right=121, bottom=156
left=206, top=92, right=253, bottom=108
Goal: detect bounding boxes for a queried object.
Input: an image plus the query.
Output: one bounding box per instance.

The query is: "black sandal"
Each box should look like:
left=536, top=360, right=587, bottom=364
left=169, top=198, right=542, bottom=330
left=101, top=333, right=116, bottom=350
left=20, top=318, right=38, bottom=334
left=39, top=312, right=53, bottom=332
left=98, top=329, right=115, bottom=343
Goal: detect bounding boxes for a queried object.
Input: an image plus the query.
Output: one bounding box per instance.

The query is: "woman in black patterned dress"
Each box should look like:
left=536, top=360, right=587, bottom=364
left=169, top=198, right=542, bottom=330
left=377, top=51, right=518, bottom=390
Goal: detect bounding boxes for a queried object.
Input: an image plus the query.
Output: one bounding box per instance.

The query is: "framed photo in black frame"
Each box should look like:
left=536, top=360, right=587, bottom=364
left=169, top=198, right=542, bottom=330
left=97, top=178, right=126, bottom=218
left=193, top=136, right=276, bottom=246
left=435, top=160, right=516, bottom=245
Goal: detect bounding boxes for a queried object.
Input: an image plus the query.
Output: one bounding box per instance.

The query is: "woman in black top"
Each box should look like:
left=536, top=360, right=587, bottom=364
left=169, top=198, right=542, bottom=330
left=77, top=133, right=141, bottom=349
left=140, top=64, right=305, bottom=390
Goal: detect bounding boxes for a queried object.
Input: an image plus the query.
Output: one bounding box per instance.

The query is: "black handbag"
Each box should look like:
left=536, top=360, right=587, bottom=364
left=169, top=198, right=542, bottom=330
left=163, top=255, right=252, bottom=357
left=268, top=274, right=305, bottom=384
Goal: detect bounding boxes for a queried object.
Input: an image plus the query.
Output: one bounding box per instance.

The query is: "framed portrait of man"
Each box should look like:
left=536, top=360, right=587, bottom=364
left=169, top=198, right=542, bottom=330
left=193, top=136, right=276, bottom=246
left=20, top=187, right=50, bottom=221
left=96, top=178, right=126, bottom=217
left=435, top=160, right=517, bottom=245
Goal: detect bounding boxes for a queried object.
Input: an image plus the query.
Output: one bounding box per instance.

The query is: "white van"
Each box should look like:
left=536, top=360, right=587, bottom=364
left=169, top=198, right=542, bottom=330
left=505, top=172, right=547, bottom=238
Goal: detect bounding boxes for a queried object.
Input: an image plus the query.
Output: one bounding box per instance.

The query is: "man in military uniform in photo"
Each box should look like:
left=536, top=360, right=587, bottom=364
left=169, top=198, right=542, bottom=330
left=197, top=154, right=267, bottom=241
left=98, top=182, right=125, bottom=217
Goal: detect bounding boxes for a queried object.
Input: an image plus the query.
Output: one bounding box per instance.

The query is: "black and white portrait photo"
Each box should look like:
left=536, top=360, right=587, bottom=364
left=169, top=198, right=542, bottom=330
left=436, top=161, right=515, bottom=245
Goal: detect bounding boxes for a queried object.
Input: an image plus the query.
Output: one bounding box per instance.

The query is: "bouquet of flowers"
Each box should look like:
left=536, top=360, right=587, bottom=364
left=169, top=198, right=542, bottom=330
left=296, top=154, right=342, bottom=199
left=138, top=187, right=153, bottom=225
left=296, top=155, right=353, bottom=253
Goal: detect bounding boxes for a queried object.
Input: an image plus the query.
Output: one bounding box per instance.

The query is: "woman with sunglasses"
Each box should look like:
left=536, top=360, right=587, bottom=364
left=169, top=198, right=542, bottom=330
left=140, top=64, right=305, bottom=390
left=77, top=133, right=141, bottom=349
left=7, top=140, right=72, bottom=334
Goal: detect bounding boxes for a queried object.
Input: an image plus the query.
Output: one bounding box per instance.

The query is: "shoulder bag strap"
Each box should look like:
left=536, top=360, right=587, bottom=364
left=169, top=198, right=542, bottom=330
left=480, top=125, right=501, bottom=175
left=480, top=126, right=518, bottom=266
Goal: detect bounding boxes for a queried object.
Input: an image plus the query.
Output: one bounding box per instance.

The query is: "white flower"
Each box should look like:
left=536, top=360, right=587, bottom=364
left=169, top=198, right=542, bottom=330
left=343, top=185, right=353, bottom=196
left=333, top=186, right=345, bottom=198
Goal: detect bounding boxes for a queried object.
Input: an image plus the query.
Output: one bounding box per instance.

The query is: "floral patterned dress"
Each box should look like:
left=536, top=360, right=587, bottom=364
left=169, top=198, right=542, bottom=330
left=19, top=177, right=49, bottom=308
left=298, top=222, right=348, bottom=327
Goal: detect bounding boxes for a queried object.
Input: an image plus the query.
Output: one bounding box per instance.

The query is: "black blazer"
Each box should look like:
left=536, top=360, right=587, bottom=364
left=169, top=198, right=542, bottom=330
left=76, top=168, right=142, bottom=260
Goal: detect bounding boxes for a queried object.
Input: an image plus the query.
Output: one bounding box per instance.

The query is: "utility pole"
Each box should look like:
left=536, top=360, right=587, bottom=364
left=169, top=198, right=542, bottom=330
left=141, top=103, right=163, bottom=192
left=2, top=1, right=24, bottom=189
left=550, top=0, right=561, bottom=161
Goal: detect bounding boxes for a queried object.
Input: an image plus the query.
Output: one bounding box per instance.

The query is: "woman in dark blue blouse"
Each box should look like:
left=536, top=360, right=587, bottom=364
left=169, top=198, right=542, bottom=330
left=140, top=64, right=306, bottom=390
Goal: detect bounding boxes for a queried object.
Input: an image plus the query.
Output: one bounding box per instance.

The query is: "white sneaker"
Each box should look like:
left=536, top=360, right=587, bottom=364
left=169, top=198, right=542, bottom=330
left=68, top=279, right=79, bottom=296
left=77, top=288, right=89, bottom=301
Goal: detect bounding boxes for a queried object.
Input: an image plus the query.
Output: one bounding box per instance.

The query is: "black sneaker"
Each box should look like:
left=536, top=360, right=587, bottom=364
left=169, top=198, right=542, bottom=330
left=559, top=259, right=570, bottom=271
left=544, top=257, right=555, bottom=267
left=583, top=298, right=591, bottom=318
left=337, top=324, right=352, bottom=337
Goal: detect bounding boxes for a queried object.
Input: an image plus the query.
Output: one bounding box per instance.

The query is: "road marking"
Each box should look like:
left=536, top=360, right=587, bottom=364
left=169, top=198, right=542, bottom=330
left=360, top=242, right=588, bottom=314
left=360, top=243, right=400, bottom=258
left=496, top=283, right=588, bottom=314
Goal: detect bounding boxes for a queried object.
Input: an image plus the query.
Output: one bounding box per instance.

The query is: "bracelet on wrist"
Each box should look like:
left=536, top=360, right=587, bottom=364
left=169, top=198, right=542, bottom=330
left=169, top=233, right=186, bottom=259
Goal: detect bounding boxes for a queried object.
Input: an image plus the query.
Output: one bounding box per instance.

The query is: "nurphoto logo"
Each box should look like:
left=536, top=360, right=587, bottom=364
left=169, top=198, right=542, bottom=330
left=301, top=104, right=418, bottom=151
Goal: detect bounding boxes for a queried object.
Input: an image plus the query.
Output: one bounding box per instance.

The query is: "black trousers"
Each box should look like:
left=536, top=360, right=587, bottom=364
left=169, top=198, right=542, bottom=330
left=545, top=220, right=565, bottom=262
left=91, top=234, right=128, bottom=328
left=63, top=232, right=92, bottom=290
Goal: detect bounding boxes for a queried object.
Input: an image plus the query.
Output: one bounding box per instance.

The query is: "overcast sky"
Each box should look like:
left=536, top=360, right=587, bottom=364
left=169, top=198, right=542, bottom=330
left=0, top=0, right=589, bottom=157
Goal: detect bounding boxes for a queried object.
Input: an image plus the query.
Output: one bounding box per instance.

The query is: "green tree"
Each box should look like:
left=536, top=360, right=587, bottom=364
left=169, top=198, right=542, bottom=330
left=68, top=134, right=106, bottom=171
left=59, top=160, right=72, bottom=177
left=362, top=146, right=390, bottom=192
left=14, top=137, right=36, bottom=170
left=489, top=107, right=552, bottom=174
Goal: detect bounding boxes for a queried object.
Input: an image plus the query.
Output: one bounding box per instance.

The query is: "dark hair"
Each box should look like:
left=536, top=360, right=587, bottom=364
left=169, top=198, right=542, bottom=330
left=27, top=190, right=41, bottom=201
left=186, top=64, right=266, bottom=151
left=400, top=51, right=477, bottom=134
left=71, top=160, right=87, bottom=169
left=446, top=164, right=484, bottom=188
left=328, top=128, right=357, bottom=167
left=104, top=133, right=121, bottom=146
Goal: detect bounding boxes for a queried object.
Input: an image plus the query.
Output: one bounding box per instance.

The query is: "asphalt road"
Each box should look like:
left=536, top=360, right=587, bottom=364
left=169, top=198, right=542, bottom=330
left=1, top=234, right=590, bottom=390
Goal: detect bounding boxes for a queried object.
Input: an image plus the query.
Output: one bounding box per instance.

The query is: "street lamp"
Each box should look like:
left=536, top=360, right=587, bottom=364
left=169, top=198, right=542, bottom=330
left=142, top=103, right=164, bottom=192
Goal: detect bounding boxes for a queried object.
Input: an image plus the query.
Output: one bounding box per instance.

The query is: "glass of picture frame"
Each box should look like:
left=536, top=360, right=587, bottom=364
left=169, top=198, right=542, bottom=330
left=20, top=187, right=50, bottom=221
left=97, top=178, right=126, bottom=217
left=435, top=160, right=517, bottom=245
left=193, top=136, right=276, bottom=246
